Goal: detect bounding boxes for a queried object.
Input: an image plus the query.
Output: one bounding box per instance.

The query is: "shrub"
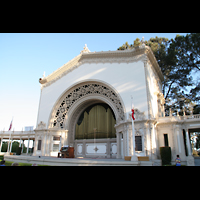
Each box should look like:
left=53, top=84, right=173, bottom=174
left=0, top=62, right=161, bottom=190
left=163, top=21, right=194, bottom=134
left=160, top=146, right=172, bottom=166
left=0, top=155, right=4, bottom=160
left=16, top=147, right=22, bottom=155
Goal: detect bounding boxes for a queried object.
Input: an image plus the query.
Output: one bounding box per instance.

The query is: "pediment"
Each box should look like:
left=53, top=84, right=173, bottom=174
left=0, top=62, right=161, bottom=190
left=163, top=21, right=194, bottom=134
left=39, top=44, right=164, bottom=88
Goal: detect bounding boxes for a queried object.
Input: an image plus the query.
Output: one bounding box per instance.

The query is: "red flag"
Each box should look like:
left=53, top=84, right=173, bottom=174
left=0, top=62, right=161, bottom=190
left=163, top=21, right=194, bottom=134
left=131, top=109, right=135, bottom=120
left=8, top=120, right=12, bottom=131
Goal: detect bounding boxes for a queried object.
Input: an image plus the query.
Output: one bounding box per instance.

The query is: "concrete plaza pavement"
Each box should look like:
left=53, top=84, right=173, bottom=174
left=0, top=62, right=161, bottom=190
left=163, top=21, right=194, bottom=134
left=4, top=154, right=200, bottom=166
left=4, top=154, right=156, bottom=166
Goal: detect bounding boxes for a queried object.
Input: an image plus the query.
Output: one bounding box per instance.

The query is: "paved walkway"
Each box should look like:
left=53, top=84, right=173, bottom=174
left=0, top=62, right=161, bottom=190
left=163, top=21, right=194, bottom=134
left=4, top=154, right=200, bottom=166
left=4, top=155, right=155, bottom=166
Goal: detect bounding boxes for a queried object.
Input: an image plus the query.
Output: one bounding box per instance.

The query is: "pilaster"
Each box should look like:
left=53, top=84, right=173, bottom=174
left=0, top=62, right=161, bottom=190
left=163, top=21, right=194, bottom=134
left=0, top=137, right=3, bottom=152
left=42, top=131, right=47, bottom=156
left=64, top=130, right=69, bottom=146
left=9, top=137, right=13, bottom=153
left=183, top=124, right=195, bottom=166
left=145, top=122, right=151, bottom=158
left=116, top=132, right=122, bottom=159
left=106, top=139, right=111, bottom=158
left=183, top=125, right=192, bottom=156
left=122, top=123, right=128, bottom=156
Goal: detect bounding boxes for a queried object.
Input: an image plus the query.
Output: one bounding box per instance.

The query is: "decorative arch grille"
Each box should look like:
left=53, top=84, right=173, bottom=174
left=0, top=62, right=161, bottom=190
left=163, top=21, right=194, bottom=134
left=52, top=83, right=125, bottom=129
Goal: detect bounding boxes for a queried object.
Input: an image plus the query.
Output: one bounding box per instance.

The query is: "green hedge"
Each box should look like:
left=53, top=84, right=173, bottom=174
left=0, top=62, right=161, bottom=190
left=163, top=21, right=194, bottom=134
left=0, top=155, right=4, bottom=160
left=160, top=147, right=172, bottom=166
left=16, top=147, right=22, bottom=155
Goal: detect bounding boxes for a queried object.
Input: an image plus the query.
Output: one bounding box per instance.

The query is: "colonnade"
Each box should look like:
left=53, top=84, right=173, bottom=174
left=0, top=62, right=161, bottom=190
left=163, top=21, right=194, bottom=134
left=0, top=137, right=34, bottom=154
left=0, top=131, right=35, bottom=154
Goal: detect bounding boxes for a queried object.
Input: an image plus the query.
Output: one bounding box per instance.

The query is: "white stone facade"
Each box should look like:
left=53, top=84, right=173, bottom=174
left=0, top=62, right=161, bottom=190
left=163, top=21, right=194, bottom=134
left=29, top=44, right=200, bottom=165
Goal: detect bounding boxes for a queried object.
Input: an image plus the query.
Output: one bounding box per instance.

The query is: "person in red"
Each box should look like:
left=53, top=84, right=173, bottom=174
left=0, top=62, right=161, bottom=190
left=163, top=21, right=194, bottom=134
left=175, top=155, right=181, bottom=166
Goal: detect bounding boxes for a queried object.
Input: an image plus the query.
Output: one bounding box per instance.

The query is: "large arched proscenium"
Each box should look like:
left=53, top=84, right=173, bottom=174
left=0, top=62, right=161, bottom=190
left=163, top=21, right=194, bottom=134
left=66, top=95, right=119, bottom=144
left=48, top=80, right=126, bottom=130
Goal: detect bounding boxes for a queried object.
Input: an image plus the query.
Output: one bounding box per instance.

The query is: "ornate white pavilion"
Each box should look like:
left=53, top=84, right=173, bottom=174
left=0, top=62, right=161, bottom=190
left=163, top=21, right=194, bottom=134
left=1, top=42, right=200, bottom=166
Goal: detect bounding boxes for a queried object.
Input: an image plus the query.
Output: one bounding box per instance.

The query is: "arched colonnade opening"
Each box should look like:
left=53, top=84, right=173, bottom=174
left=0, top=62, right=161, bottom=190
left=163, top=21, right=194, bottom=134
left=49, top=80, right=126, bottom=158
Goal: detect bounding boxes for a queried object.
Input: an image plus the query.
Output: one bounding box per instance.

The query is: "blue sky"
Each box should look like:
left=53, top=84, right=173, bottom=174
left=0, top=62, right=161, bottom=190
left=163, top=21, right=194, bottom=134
left=0, top=33, right=188, bottom=131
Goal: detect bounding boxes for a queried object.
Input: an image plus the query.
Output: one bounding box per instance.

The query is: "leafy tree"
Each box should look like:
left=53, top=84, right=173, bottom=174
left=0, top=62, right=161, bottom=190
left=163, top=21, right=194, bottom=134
left=169, top=33, right=200, bottom=104
left=117, top=41, right=131, bottom=50
left=118, top=34, right=200, bottom=116
left=195, top=133, right=200, bottom=150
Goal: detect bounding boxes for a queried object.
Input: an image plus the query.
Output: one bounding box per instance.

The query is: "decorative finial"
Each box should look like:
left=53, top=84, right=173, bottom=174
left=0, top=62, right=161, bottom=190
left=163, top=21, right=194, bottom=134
left=141, top=37, right=145, bottom=47
left=39, top=71, right=47, bottom=84
left=142, top=37, right=144, bottom=42
left=183, top=107, right=186, bottom=116
left=80, top=44, right=90, bottom=53
left=169, top=108, right=172, bottom=116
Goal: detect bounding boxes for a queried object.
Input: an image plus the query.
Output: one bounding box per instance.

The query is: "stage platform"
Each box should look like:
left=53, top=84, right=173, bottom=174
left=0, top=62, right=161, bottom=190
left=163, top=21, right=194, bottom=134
left=3, top=155, right=159, bottom=166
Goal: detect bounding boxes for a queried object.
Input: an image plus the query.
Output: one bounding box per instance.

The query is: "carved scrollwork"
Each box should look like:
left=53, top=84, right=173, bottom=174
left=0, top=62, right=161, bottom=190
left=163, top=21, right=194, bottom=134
left=51, top=83, right=125, bottom=129
left=134, top=109, right=145, bottom=120
left=37, top=121, right=46, bottom=129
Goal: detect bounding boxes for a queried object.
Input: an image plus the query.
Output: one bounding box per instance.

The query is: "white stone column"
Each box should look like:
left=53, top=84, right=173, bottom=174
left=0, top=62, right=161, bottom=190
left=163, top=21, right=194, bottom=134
left=21, top=140, right=23, bottom=153
left=9, top=138, right=13, bottom=152
left=43, top=131, right=47, bottom=156
left=32, top=139, right=35, bottom=154
left=7, top=141, right=10, bottom=153
left=116, top=132, right=122, bottom=159
left=121, top=136, right=124, bottom=158
left=44, top=133, right=48, bottom=156
left=125, top=124, right=129, bottom=156
left=151, top=124, right=157, bottom=160
left=122, top=131, right=126, bottom=157
left=59, top=135, right=62, bottom=151
left=185, top=128, right=192, bottom=156
left=176, top=126, right=181, bottom=154
left=47, top=133, right=51, bottom=156
left=184, top=127, right=194, bottom=166
left=106, top=139, right=111, bottom=158
left=130, top=120, right=137, bottom=161
left=145, top=123, right=151, bottom=158
left=0, top=137, right=3, bottom=152
left=64, top=130, right=69, bottom=146
left=26, top=138, right=30, bottom=154
left=32, top=136, right=38, bottom=156
left=19, top=137, right=22, bottom=147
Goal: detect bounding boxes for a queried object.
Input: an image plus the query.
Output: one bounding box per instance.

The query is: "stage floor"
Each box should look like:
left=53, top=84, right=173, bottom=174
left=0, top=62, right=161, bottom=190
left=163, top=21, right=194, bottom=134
left=3, top=155, right=156, bottom=166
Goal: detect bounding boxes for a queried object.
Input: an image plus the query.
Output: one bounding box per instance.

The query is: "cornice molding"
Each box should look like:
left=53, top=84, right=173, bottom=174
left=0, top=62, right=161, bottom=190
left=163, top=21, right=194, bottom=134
left=39, top=45, right=164, bottom=88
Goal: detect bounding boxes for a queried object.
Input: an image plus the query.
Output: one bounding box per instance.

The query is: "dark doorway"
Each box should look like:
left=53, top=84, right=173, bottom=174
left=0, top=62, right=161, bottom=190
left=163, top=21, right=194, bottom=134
left=164, top=134, right=169, bottom=147
left=182, top=130, right=188, bottom=156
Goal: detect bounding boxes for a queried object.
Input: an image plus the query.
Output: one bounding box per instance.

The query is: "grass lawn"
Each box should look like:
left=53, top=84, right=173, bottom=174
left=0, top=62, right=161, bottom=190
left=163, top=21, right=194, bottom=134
left=0, top=159, right=49, bottom=166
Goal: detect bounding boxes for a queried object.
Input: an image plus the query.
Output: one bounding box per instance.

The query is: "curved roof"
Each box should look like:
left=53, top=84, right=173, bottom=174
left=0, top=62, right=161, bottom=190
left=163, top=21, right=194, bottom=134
left=39, top=45, right=164, bottom=87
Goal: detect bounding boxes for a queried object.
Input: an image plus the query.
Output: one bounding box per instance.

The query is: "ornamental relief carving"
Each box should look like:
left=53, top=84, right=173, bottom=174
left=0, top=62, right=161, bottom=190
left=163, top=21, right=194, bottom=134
left=37, top=121, right=46, bottom=129
left=42, top=53, right=148, bottom=89
left=50, top=83, right=125, bottom=129
left=80, top=53, right=147, bottom=65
